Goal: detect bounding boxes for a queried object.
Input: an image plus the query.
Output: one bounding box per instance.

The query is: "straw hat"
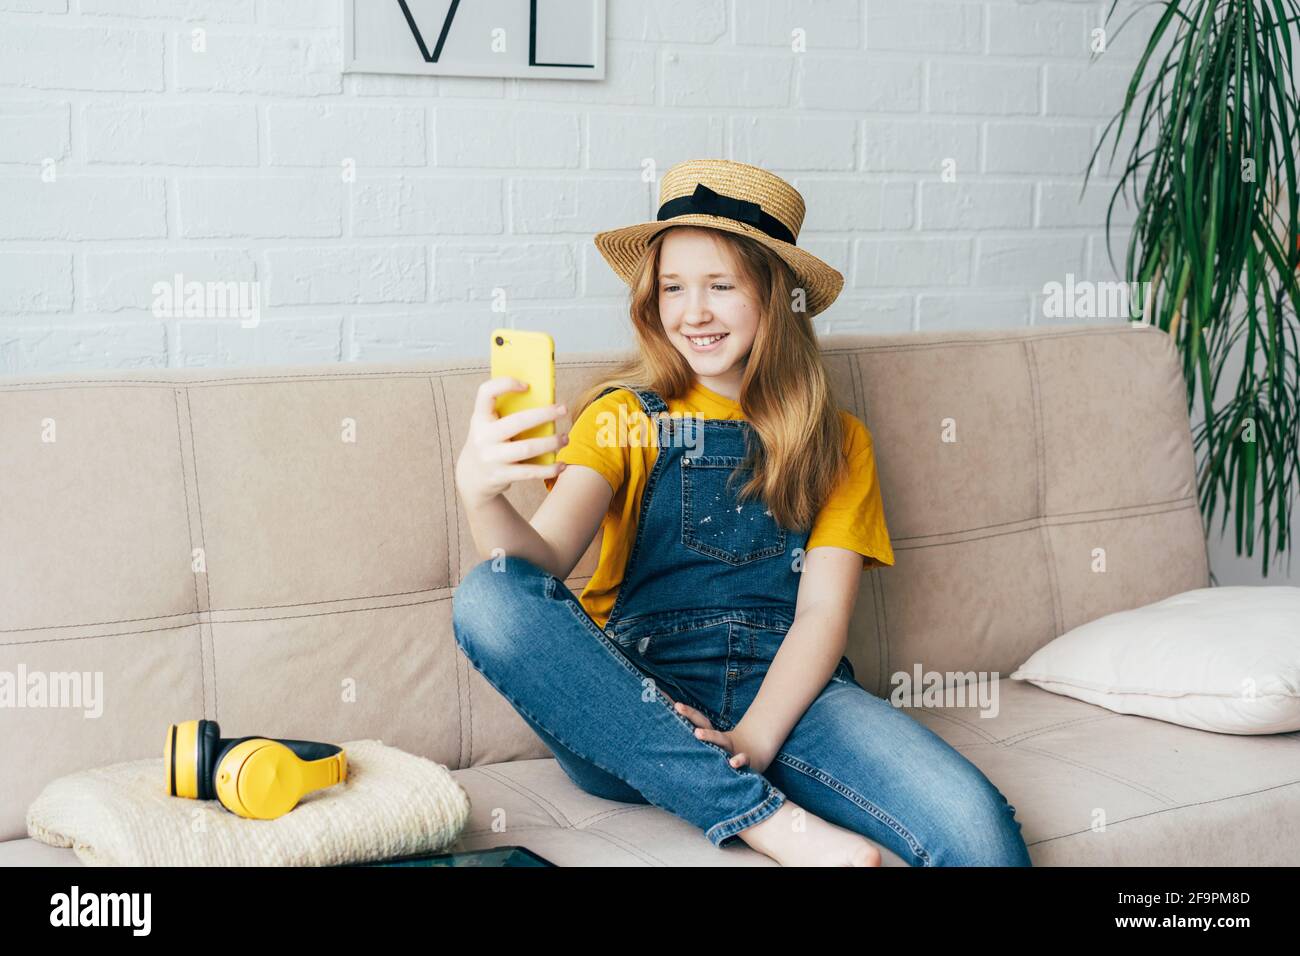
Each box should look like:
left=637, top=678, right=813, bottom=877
left=593, top=159, right=845, bottom=318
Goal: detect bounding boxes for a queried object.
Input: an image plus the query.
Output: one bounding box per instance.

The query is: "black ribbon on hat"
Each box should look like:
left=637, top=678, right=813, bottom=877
left=656, top=182, right=796, bottom=246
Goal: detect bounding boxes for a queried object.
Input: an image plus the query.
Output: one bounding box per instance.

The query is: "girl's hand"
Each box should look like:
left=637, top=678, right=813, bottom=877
left=455, top=377, right=569, bottom=509
left=669, top=698, right=771, bottom=774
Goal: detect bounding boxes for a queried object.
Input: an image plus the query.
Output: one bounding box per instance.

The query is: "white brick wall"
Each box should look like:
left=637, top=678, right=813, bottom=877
left=0, top=0, right=1168, bottom=373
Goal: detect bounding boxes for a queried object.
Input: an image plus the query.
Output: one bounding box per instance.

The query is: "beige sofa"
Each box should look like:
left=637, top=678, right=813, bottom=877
left=3, top=322, right=1297, bottom=867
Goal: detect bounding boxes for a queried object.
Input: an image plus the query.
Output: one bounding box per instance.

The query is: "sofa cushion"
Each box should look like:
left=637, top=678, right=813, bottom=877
left=401, top=680, right=1300, bottom=866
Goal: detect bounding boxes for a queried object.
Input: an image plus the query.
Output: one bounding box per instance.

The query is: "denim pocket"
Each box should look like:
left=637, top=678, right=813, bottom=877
left=680, top=455, right=786, bottom=565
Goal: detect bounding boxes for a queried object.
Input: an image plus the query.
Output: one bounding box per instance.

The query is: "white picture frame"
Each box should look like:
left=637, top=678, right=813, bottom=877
left=343, top=0, right=606, bottom=80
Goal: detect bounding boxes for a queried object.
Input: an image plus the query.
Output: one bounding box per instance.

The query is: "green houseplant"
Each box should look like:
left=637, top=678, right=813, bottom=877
left=1084, top=0, right=1300, bottom=577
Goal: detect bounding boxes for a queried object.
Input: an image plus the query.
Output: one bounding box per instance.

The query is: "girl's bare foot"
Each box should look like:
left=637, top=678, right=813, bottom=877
left=736, top=799, right=882, bottom=866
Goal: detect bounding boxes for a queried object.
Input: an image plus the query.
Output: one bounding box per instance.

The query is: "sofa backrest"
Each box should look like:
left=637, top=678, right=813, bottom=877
left=0, top=323, right=1208, bottom=841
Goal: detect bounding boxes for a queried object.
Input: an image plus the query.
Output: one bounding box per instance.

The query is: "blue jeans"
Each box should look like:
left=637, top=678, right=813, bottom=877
left=452, top=556, right=1032, bottom=866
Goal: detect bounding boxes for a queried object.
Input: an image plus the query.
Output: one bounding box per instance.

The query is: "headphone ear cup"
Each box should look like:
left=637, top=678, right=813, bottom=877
left=165, top=719, right=205, bottom=798
left=210, top=736, right=260, bottom=814
left=214, top=739, right=303, bottom=819
left=196, top=719, right=221, bottom=800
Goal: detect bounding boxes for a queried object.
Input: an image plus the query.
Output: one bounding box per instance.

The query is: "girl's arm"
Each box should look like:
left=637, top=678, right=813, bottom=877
left=463, top=464, right=612, bottom=580
left=456, top=377, right=612, bottom=579
left=730, top=546, right=863, bottom=764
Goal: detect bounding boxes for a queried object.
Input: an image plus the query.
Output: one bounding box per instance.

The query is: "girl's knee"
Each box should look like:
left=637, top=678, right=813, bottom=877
left=926, top=789, right=1032, bottom=867
left=452, top=555, right=549, bottom=655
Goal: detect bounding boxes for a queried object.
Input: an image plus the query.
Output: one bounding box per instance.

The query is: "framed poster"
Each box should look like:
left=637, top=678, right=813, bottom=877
left=344, top=0, right=606, bottom=80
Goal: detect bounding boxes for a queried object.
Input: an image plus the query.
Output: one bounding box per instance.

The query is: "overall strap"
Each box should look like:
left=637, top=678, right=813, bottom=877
left=596, top=385, right=668, bottom=417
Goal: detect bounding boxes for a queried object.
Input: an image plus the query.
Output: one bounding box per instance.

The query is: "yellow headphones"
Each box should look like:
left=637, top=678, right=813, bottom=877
left=165, top=719, right=348, bottom=820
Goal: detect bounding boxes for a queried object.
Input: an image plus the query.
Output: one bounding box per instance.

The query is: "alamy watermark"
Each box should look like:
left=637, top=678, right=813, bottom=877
left=1041, top=273, right=1154, bottom=322
left=890, top=664, right=999, bottom=718
left=151, top=272, right=261, bottom=328
left=50, top=886, right=150, bottom=935
left=594, top=405, right=709, bottom=455
left=0, top=665, right=103, bottom=718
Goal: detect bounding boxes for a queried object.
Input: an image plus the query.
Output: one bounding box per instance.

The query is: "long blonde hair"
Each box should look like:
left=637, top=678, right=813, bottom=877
left=574, top=225, right=847, bottom=531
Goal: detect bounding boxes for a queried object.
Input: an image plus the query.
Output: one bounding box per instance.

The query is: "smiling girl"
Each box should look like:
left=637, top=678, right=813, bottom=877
left=452, top=159, right=1032, bottom=867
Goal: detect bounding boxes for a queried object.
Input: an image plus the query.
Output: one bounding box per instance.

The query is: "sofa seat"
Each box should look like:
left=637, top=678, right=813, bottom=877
left=444, top=680, right=1300, bottom=866
left=7, top=680, right=1296, bottom=867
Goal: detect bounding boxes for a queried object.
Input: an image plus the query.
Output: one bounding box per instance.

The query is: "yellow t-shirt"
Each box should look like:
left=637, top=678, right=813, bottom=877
left=543, top=380, right=894, bottom=630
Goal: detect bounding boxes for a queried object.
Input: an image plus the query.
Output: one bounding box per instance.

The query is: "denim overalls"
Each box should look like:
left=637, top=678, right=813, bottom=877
left=451, top=386, right=1032, bottom=863
left=596, top=386, right=856, bottom=730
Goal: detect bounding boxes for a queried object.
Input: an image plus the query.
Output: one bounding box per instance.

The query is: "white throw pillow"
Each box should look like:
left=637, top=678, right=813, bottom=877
left=1010, top=586, right=1300, bottom=735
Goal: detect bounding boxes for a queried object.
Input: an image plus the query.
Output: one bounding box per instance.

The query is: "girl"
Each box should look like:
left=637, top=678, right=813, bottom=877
left=452, top=159, right=1031, bottom=867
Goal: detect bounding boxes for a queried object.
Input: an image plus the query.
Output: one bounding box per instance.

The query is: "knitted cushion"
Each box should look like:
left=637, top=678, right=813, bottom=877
left=26, top=739, right=470, bottom=866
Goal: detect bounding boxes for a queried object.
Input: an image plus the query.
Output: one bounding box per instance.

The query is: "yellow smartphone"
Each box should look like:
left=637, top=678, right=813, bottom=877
left=490, top=328, right=556, bottom=465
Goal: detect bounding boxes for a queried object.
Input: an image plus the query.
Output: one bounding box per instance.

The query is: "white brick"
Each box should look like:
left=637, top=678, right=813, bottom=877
left=174, top=32, right=341, bottom=96
left=583, top=243, right=630, bottom=297
left=434, top=108, right=578, bottom=168
left=350, top=73, right=502, bottom=98
left=795, top=179, right=914, bottom=230
left=854, top=237, right=972, bottom=287
left=82, top=0, right=253, bottom=19
left=588, top=113, right=725, bottom=170
left=1088, top=234, right=1135, bottom=284
left=664, top=51, right=793, bottom=108
left=733, top=116, right=856, bottom=170
left=0, top=176, right=166, bottom=239
left=866, top=0, right=982, bottom=53
left=351, top=177, right=503, bottom=237
left=265, top=246, right=426, bottom=305
left=511, top=178, right=646, bottom=235
left=85, top=104, right=257, bottom=166
left=976, top=235, right=1086, bottom=287
left=0, top=323, right=166, bottom=374
left=85, top=249, right=256, bottom=312
left=0, top=0, right=66, bottom=13
left=734, top=0, right=860, bottom=48
left=0, top=253, right=73, bottom=312
left=920, top=182, right=1033, bottom=229
left=798, top=56, right=922, bottom=112
left=609, top=0, right=726, bottom=42
left=797, top=237, right=852, bottom=282
left=176, top=317, right=342, bottom=367
left=267, top=105, right=426, bottom=167
left=1039, top=181, right=1137, bottom=229
left=986, top=123, right=1095, bottom=174
left=815, top=296, right=914, bottom=334
left=349, top=312, right=501, bottom=361
left=0, top=0, right=1193, bottom=378
left=515, top=45, right=655, bottom=105
left=929, top=61, right=1038, bottom=114
left=178, top=178, right=342, bottom=238
left=432, top=243, right=576, bottom=303
left=518, top=306, right=635, bottom=354
left=0, top=24, right=162, bottom=91
left=919, top=293, right=1031, bottom=329
left=863, top=119, right=979, bottom=173
left=256, top=0, right=339, bottom=27
left=0, top=103, right=70, bottom=163
left=1045, top=63, right=1134, bottom=118
left=988, top=4, right=1095, bottom=58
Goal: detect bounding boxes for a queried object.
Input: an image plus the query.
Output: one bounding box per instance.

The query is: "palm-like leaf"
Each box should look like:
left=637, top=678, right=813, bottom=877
left=1084, top=0, right=1300, bottom=577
